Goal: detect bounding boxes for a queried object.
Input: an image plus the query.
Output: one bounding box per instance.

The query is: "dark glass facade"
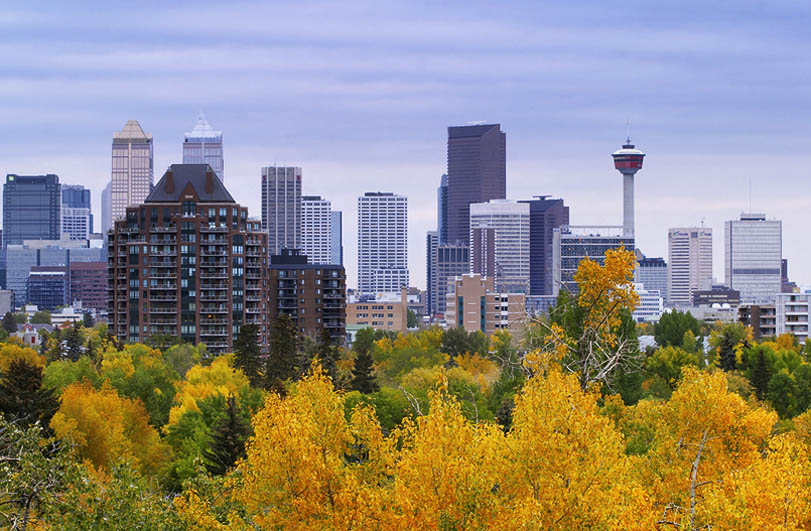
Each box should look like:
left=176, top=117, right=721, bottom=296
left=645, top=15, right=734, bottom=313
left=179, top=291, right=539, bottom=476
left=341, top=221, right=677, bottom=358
left=446, top=124, right=506, bottom=245
left=3, top=174, right=61, bottom=248
left=519, top=197, right=569, bottom=296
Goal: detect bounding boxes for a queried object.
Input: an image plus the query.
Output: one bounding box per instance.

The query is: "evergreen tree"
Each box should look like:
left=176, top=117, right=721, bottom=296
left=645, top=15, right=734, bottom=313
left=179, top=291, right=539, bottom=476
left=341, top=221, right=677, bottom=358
left=82, top=312, right=94, bottom=328
left=317, top=329, right=338, bottom=382
left=233, top=323, right=261, bottom=386
left=65, top=323, right=83, bottom=361
left=265, top=313, right=298, bottom=392
left=718, top=334, right=738, bottom=372
left=751, top=349, right=771, bottom=400
left=350, top=349, right=378, bottom=394
left=202, top=396, right=252, bottom=476
left=2, top=311, right=17, bottom=334
left=0, top=359, right=59, bottom=429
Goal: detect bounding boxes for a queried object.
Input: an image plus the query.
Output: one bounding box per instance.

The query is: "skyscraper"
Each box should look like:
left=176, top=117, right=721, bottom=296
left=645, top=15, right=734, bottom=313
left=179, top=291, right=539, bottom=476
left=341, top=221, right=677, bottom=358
left=611, top=138, right=645, bottom=238
left=111, top=120, right=153, bottom=225
left=668, top=228, right=713, bottom=307
left=425, top=231, right=438, bottom=316
left=518, top=196, right=569, bottom=296
left=183, top=114, right=224, bottom=182
left=61, top=184, right=92, bottom=241
left=725, top=213, right=782, bottom=304
left=469, top=199, right=530, bottom=294
left=261, top=166, right=301, bottom=256
left=446, top=124, right=506, bottom=245
left=101, top=181, right=112, bottom=235
left=436, top=243, right=470, bottom=316
left=3, top=174, right=61, bottom=248
left=330, top=210, right=343, bottom=265
left=636, top=255, right=668, bottom=306
left=552, top=226, right=634, bottom=296
left=108, top=164, right=269, bottom=353
left=437, top=174, right=448, bottom=244
left=357, top=192, right=408, bottom=294
left=301, top=195, right=333, bottom=264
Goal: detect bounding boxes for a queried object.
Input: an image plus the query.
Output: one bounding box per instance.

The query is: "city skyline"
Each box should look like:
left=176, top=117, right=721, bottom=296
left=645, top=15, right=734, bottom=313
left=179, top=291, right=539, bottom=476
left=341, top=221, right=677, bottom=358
left=2, top=1, right=810, bottom=290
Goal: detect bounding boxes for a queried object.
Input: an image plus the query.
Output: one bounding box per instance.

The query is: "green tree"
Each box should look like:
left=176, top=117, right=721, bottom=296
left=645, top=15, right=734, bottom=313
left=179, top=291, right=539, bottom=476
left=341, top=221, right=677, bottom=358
left=2, top=311, right=17, bottom=334
left=82, top=312, right=94, bottom=328
left=645, top=346, right=700, bottom=392
left=12, top=312, right=27, bottom=325
left=65, top=322, right=84, bottom=361
left=163, top=344, right=201, bottom=379
left=352, top=327, right=378, bottom=356
left=233, top=323, right=261, bottom=386
left=712, top=322, right=750, bottom=372
left=751, top=349, right=771, bottom=400
left=316, top=328, right=338, bottom=383
left=265, top=313, right=298, bottom=392
left=653, top=310, right=702, bottom=347
left=30, top=310, right=51, bottom=324
left=350, top=349, right=378, bottom=394
left=0, top=359, right=59, bottom=429
left=407, top=309, right=418, bottom=328
left=202, top=395, right=251, bottom=476
left=768, top=369, right=798, bottom=417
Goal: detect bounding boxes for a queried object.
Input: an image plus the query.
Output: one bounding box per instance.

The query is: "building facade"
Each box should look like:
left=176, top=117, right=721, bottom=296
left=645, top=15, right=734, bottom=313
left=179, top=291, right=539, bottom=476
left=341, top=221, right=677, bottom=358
left=469, top=199, right=530, bottom=294
left=444, top=273, right=526, bottom=337
left=519, top=196, right=569, bottom=296
left=437, top=174, right=448, bottom=244
left=636, top=255, right=668, bottom=306
left=69, top=261, right=108, bottom=311
left=632, top=283, right=664, bottom=322
left=668, top=227, right=712, bottom=307
left=183, top=114, right=224, bottom=182
left=725, top=213, right=782, bottom=304
left=425, top=231, right=439, bottom=316
left=268, top=249, right=346, bottom=343
left=102, top=181, right=112, bottom=235
left=357, top=192, right=408, bottom=294
left=775, top=292, right=810, bottom=344
left=301, top=196, right=333, bottom=264
left=61, top=184, right=92, bottom=241
left=446, top=124, right=506, bottom=245
left=111, top=120, right=153, bottom=225
left=346, top=288, right=409, bottom=333
left=108, top=164, right=269, bottom=354
left=261, top=166, right=301, bottom=256
left=3, top=174, right=61, bottom=248
left=330, top=210, right=343, bottom=265
left=27, top=266, right=68, bottom=311
left=552, top=226, right=634, bottom=296
left=739, top=304, right=777, bottom=341
left=436, top=243, right=470, bottom=317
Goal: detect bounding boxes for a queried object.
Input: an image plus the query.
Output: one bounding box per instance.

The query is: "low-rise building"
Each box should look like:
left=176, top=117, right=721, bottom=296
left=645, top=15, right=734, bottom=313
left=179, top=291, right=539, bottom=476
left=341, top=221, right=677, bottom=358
left=346, top=288, right=408, bottom=334
left=444, top=273, right=526, bottom=337
left=775, top=293, right=810, bottom=344
left=27, top=266, right=68, bottom=311
left=739, top=303, right=777, bottom=341
left=632, top=283, right=663, bottom=323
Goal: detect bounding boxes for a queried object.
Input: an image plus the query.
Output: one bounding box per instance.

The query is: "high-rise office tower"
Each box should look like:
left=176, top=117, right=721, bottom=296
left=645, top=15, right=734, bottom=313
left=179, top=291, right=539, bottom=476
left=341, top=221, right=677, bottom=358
left=636, top=255, right=668, bottom=306
left=3, top=174, right=61, bottom=248
left=61, top=184, right=92, bottom=241
left=261, top=166, right=301, bottom=255
left=108, top=164, right=269, bottom=354
left=436, top=242, right=470, bottom=316
left=725, top=213, right=782, bottom=304
left=611, top=137, right=645, bottom=238
left=101, top=181, right=112, bottom=235
left=668, top=228, right=713, bottom=307
left=301, top=195, right=333, bottom=264
left=425, top=231, right=438, bottom=316
left=552, top=226, right=634, bottom=296
left=357, top=192, right=408, bottom=294
left=330, top=210, right=343, bottom=265
left=183, top=113, right=224, bottom=182
left=111, top=120, right=153, bottom=225
left=518, top=196, right=569, bottom=296
left=469, top=199, right=530, bottom=294
left=446, top=124, right=506, bottom=245
left=437, top=174, right=448, bottom=244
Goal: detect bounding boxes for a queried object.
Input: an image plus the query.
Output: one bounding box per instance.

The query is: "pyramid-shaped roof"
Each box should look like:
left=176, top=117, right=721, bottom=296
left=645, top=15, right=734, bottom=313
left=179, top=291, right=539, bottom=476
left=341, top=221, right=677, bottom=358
left=185, top=113, right=222, bottom=140
left=113, top=120, right=152, bottom=140
left=146, top=164, right=234, bottom=203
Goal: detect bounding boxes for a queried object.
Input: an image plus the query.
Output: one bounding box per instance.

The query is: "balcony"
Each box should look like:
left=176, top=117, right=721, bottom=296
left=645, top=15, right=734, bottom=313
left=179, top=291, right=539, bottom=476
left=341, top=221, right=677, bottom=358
left=201, top=249, right=227, bottom=256
left=200, top=317, right=227, bottom=325
left=200, top=294, right=227, bottom=302
left=149, top=307, right=177, bottom=314
left=150, top=318, right=177, bottom=325
left=149, top=295, right=177, bottom=302
left=152, top=224, right=177, bottom=232
left=201, top=305, right=228, bottom=313
left=150, top=272, right=177, bottom=279
left=201, top=225, right=229, bottom=233
left=200, top=328, right=228, bottom=336
left=151, top=283, right=177, bottom=290
left=201, top=271, right=228, bottom=279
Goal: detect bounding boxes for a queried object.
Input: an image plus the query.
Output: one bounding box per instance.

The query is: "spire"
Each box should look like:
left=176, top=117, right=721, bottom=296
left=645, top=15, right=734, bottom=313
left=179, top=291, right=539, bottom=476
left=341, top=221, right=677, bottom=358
left=113, top=120, right=152, bottom=140
left=186, top=113, right=222, bottom=139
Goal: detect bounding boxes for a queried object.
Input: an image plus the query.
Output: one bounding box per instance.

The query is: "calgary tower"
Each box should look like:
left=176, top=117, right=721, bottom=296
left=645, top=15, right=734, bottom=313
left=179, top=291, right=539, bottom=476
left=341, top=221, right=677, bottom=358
left=612, top=137, right=645, bottom=238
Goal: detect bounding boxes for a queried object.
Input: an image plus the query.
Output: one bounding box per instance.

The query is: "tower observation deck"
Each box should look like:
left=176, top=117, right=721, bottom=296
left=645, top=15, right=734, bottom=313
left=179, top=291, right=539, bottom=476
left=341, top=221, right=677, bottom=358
left=612, top=138, right=645, bottom=238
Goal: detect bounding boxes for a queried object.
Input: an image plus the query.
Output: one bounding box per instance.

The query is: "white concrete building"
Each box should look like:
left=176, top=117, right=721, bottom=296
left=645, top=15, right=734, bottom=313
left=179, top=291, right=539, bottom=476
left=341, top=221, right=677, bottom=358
left=111, top=120, right=153, bottom=225
left=668, top=227, right=713, bottom=307
left=261, top=166, right=301, bottom=256
left=725, top=213, right=782, bottom=304
left=301, top=195, right=333, bottom=264
left=469, top=199, right=530, bottom=294
left=183, top=113, right=224, bottom=182
left=357, top=192, right=408, bottom=294
left=632, top=283, right=664, bottom=322
left=776, top=292, right=810, bottom=344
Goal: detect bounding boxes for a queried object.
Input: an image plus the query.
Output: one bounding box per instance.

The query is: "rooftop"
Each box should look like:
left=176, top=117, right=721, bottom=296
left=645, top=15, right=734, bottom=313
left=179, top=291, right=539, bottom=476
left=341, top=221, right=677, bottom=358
left=448, top=123, right=501, bottom=138
left=146, top=164, right=235, bottom=203
left=184, top=113, right=222, bottom=141
left=113, top=120, right=152, bottom=141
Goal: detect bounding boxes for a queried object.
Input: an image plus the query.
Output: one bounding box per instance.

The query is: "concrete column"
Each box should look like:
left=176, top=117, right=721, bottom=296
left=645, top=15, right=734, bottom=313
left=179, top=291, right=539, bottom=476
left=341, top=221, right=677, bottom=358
left=623, top=173, right=634, bottom=238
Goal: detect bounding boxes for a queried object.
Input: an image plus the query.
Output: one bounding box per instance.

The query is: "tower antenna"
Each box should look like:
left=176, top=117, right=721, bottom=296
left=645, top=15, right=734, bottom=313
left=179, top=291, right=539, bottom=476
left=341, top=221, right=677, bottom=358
left=748, top=177, right=752, bottom=213
left=625, top=120, right=631, bottom=144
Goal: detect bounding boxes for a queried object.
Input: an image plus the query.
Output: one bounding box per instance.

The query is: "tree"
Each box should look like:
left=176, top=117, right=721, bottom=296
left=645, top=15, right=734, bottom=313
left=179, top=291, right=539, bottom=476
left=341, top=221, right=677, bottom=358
left=82, top=312, right=94, bottom=328
left=352, top=327, right=378, bottom=357
left=407, top=309, right=418, bottom=328
left=645, top=346, right=700, bottom=392
left=316, top=328, right=338, bottom=382
left=654, top=310, right=702, bottom=348
left=30, top=310, right=51, bottom=325
left=351, top=349, right=379, bottom=394
left=233, top=323, right=261, bottom=386
left=265, top=313, right=298, bottom=392
left=0, top=359, right=59, bottom=429
left=751, top=349, right=771, bottom=400
left=65, top=322, right=83, bottom=361
left=202, top=395, right=251, bottom=476
left=12, top=312, right=27, bottom=325
left=711, top=323, right=750, bottom=372
left=2, top=311, right=17, bottom=334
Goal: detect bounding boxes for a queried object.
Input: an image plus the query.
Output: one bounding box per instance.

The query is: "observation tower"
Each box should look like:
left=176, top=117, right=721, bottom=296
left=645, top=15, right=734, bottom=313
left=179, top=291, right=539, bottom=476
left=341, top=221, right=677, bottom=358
left=612, top=138, right=645, bottom=238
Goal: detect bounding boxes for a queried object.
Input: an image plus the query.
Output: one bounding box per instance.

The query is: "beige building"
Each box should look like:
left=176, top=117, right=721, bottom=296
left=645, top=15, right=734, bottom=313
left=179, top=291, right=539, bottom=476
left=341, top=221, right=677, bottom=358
left=445, top=273, right=526, bottom=337
left=346, top=288, right=408, bottom=333
left=111, top=120, right=153, bottom=225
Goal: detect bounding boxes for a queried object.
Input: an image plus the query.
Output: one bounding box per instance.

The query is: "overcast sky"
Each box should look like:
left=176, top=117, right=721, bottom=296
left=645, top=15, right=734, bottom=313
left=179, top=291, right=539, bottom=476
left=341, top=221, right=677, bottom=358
left=2, top=0, right=810, bottom=290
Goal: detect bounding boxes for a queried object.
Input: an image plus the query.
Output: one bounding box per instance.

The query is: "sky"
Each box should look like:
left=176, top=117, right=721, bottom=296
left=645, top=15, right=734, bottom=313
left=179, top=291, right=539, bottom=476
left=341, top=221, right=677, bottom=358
left=1, top=0, right=811, bottom=290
